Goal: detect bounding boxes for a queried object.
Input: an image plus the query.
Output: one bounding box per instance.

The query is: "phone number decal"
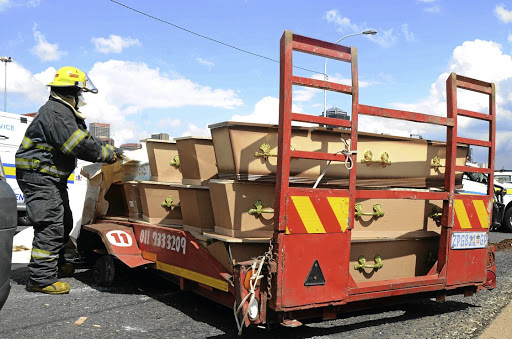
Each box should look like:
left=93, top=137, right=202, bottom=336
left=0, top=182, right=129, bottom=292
left=139, top=229, right=186, bottom=255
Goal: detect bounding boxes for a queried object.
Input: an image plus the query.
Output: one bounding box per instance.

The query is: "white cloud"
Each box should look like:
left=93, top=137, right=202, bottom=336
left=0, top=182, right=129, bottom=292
left=324, top=10, right=398, bottom=47
left=91, top=34, right=140, bottom=54
left=231, top=97, right=279, bottom=124
left=0, top=0, right=39, bottom=11
left=496, top=5, right=512, bottom=23
left=290, top=73, right=381, bottom=105
left=76, top=60, right=242, bottom=144
left=401, top=24, right=416, bottom=42
left=367, top=28, right=396, bottom=47
left=424, top=5, right=440, bottom=13
left=231, top=96, right=309, bottom=125
left=30, top=24, right=66, bottom=62
left=196, top=57, right=214, bottom=67
left=324, top=10, right=361, bottom=33
left=0, top=62, right=50, bottom=104
left=313, top=73, right=380, bottom=88
left=158, top=117, right=181, bottom=128
left=85, top=60, right=242, bottom=112
left=0, top=0, right=9, bottom=11
left=181, top=123, right=211, bottom=137
left=2, top=58, right=242, bottom=144
left=382, top=39, right=512, bottom=167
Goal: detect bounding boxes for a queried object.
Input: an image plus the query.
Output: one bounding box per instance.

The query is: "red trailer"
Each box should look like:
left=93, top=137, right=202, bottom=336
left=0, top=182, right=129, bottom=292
left=81, top=30, right=497, bottom=333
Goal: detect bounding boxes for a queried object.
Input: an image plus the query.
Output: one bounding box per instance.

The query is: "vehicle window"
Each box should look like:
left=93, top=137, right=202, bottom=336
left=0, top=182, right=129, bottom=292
left=495, top=175, right=512, bottom=184
left=464, top=172, right=488, bottom=183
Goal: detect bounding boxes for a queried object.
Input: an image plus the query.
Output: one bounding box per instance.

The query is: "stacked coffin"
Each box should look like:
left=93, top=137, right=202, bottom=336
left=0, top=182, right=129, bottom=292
left=102, top=137, right=218, bottom=231
left=205, top=121, right=468, bottom=282
left=139, top=137, right=218, bottom=229
left=138, top=139, right=184, bottom=225
left=101, top=120, right=467, bottom=282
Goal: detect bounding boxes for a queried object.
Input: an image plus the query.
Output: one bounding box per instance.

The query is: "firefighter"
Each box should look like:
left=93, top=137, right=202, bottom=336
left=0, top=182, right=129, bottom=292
left=15, top=66, right=122, bottom=294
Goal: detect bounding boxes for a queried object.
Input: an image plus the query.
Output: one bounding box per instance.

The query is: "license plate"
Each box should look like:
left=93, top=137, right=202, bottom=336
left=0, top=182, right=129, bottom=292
left=451, top=232, right=488, bottom=249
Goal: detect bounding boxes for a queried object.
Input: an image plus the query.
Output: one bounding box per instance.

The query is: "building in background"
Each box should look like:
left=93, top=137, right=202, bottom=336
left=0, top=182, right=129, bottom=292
left=120, top=143, right=142, bottom=151
left=151, top=133, right=169, bottom=140
left=90, top=122, right=110, bottom=138
left=90, top=122, right=114, bottom=146
left=320, top=107, right=349, bottom=129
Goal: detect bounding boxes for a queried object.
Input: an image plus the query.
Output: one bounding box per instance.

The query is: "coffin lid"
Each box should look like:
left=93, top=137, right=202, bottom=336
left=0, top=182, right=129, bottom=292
left=139, top=138, right=176, bottom=144
left=209, top=178, right=275, bottom=186
left=208, top=121, right=468, bottom=148
left=139, top=180, right=208, bottom=190
left=174, top=136, right=212, bottom=141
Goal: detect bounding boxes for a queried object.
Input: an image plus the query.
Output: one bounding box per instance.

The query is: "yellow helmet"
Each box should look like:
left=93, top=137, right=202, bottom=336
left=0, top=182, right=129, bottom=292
left=47, top=66, right=98, bottom=93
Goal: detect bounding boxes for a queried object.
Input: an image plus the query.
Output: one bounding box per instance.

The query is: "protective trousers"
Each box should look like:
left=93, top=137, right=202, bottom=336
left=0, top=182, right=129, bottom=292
left=17, top=171, right=72, bottom=287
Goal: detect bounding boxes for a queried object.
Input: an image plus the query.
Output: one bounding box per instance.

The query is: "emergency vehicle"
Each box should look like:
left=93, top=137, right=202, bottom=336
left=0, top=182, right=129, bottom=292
left=0, top=111, right=89, bottom=241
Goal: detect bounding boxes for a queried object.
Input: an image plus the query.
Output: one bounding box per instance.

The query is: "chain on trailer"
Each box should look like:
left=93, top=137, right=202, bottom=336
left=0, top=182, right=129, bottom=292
left=233, top=238, right=274, bottom=335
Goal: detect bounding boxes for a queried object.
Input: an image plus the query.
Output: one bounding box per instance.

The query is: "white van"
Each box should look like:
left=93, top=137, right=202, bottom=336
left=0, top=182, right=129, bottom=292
left=0, top=111, right=89, bottom=239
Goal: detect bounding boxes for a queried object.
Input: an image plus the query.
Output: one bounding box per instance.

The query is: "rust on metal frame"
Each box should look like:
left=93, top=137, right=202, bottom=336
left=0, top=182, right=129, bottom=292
left=292, top=112, right=352, bottom=128
left=292, top=75, right=352, bottom=94
left=292, top=33, right=352, bottom=62
left=358, top=104, right=454, bottom=127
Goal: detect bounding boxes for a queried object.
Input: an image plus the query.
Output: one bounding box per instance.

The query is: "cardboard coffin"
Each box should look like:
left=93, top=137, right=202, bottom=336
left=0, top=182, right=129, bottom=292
left=138, top=181, right=184, bottom=225
left=350, top=198, right=442, bottom=240
left=121, top=181, right=143, bottom=219
left=179, top=185, right=216, bottom=233
left=208, top=179, right=276, bottom=238
left=209, top=121, right=468, bottom=188
left=175, top=136, right=218, bottom=185
left=103, top=181, right=144, bottom=219
left=143, top=139, right=182, bottom=182
left=209, top=180, right=444, bottom=239
left=350, top=237, right=439, bottom=283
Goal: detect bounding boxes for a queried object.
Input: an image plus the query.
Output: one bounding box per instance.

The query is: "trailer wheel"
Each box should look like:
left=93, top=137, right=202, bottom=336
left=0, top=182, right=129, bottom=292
left=93, top=255, right=116, bottom=286
left=503, top=207, right=512, bottom=233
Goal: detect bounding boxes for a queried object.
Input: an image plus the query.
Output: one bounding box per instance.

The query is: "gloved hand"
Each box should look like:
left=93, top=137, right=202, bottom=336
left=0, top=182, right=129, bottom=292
left=106, top=152, right=117, bottom=164
left=114, top=147, right=124, bottom=160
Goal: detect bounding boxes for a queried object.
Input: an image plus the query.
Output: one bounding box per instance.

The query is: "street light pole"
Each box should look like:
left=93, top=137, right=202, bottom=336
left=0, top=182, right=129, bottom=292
left=1, top=56, right=13, bottom=112
left=323, top=30, right=377, bottom=117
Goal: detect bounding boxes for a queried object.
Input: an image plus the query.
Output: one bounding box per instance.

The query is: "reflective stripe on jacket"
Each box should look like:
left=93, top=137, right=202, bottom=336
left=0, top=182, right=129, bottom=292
left=15, top=96, right=115, bottom=179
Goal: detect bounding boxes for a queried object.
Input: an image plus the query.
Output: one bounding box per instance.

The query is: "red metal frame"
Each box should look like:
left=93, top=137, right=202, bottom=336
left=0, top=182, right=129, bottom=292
left=272, top=30, right=496, bottom=312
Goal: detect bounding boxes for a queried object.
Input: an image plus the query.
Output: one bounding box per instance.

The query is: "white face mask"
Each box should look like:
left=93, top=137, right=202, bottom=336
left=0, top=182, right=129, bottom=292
left=77, top=94, right=87, bottom=108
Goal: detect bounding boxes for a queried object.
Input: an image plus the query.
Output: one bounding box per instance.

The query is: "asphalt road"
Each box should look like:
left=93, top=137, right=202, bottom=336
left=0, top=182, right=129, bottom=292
left=1, top=231, right=512, bottom=339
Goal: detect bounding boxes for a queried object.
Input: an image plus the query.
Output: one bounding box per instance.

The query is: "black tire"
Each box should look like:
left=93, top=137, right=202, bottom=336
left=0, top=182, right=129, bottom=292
left=93, top=255, right=116, bottom=286
left=502, top=207, right=512, bottom=233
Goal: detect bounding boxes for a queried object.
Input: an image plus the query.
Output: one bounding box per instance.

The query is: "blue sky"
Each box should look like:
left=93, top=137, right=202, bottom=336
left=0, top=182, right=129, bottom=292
left=2, top=0, right=512, bottom=168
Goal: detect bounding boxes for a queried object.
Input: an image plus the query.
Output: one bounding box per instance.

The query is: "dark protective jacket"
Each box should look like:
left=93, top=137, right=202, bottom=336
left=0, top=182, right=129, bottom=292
left=15, top=96, right=115, bottom=182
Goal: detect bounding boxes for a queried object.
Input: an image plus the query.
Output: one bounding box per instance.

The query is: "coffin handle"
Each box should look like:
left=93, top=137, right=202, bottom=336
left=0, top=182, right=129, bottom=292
left=361, top=150, right=391, bottom=167
left=169, top=155, right=180, bottom=168
left=161, top=196, right=180, bottom=209
left=429, top=205, right=443, bottom=220
left=355, top=203, right=384, bottom=218
left=254, top=143, right=294, bottom=161
left=248, top=200, right=275, bottom=216
left=430, top=156, right=444, bottom=171
left=354, top=255, right=383, bottom=270
left=254, top=143, right=277, bottom=161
